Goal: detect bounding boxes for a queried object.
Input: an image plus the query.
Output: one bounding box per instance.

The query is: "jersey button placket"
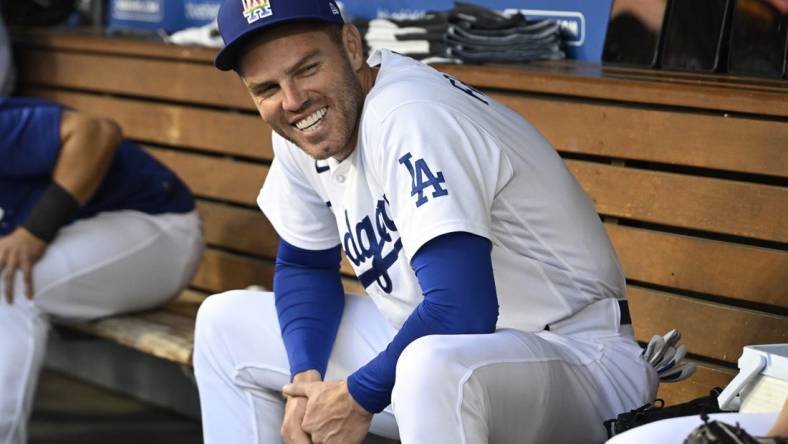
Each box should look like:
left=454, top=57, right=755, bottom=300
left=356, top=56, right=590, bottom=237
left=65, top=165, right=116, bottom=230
left=331, top=159, right=351, bottom=187
left=325, top=162, right=350, bottom=205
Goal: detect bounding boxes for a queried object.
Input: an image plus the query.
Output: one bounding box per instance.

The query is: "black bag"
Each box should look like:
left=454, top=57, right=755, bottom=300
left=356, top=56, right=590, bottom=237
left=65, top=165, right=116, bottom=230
left=604, top=388, right=724, bottom=438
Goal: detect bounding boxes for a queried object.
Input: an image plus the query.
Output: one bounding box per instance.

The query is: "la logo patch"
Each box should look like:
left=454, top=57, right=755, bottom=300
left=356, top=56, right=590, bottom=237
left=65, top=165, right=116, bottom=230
left=242, top=0, right=272, bottom=24
left=398, top=152, right=448, bottom=207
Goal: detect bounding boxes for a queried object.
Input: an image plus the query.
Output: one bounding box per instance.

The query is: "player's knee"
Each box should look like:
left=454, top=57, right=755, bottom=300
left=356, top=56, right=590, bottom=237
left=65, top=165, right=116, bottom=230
left=194, top=290, right=249, bottom=349
left=194, top=289, right=277, bottom=355
left=393, top=335, right=460, bottom=405
left=397, top=335, right=459, bottom=376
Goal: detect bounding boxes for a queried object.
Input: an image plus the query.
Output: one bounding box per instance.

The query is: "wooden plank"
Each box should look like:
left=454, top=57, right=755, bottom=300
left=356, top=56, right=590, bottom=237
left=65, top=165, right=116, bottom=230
left=440, top=64, right=788, bottom=118
left=24, top=88, right=273, bottom=160
left=147, top=147, right=267, bottom=206
left=195, top=203, right=359, bottom=286
left=19, top=30, right=770, bottom=94
left=15, top=29, right=218, bottom=62
left=196, top=202, right=361, bottom=278
left=607, top=224, right=788, bottom=308
left=656, top=361, right=735, bottom=406
left=193, top=249, right=361, bottom=297
left=191, top=249, right=274, bottom=294
left=162, top=289, right=208, bottom=318
left=629, top=286, right=788, bottom=363
left=197, top=201, right=358, bottom=274
left=197, top=201, right=279, bottom=257
left=17, top=48, right=254, bottom=109
left=72, top=311, right=196, bottom=365
left=569, top=161, right=788, bottom=243
left=65, top=288, right=207, bottom=366
left=35, top=83, right=788, bottom=182
left=16, top=31, right=788, bottom=116
left=494, top=94, right=788, bottom=178
left=594, top=60, right=788, bottom=93
left=590, top=62, right=788, bottom=94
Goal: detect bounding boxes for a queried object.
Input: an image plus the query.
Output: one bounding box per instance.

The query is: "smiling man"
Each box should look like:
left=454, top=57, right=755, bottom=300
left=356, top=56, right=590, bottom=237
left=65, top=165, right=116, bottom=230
left=193, top=1, right=657, bottom=443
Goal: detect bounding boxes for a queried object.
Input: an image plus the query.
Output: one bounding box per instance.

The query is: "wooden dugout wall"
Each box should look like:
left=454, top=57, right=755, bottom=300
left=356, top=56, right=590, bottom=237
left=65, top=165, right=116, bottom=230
left=13, top=30, right=788, bottom=405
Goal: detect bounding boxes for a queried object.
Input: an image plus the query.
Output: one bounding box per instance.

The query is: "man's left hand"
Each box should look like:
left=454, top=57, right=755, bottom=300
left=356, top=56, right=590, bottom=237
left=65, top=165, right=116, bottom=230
left=282, top=379, right=373, bottom=444
left=0, top=228, right=48, bottom=303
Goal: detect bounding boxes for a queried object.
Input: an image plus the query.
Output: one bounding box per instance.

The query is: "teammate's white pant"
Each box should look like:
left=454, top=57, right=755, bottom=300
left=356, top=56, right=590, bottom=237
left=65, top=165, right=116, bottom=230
left=0, top=210, right=203, bottom=444
left=194, top=290, right=658, bottom=444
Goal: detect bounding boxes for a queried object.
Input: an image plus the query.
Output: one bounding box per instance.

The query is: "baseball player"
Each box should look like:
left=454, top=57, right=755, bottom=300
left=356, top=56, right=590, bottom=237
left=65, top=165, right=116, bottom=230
left=193, top=1, right=657, bottom=443
left=0, top=97, right=204, bottom=444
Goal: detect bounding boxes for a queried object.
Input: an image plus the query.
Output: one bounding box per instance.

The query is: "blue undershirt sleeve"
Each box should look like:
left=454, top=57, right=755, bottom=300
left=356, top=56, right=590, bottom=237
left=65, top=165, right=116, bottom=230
left=346, top=231, right=499, bottom=413
left=0, top=98, right=62, bottom=178
left=274, top=239, right=345, bottom=379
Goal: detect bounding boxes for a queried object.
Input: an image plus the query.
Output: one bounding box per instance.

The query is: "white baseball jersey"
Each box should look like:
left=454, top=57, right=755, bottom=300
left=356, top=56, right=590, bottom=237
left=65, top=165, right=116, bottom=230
left=260, top=49, right=625, bottom=332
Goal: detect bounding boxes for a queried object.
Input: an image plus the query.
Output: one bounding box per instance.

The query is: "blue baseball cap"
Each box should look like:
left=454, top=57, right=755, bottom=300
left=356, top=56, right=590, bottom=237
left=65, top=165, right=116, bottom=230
left=214, top=0, right=344, bottom=71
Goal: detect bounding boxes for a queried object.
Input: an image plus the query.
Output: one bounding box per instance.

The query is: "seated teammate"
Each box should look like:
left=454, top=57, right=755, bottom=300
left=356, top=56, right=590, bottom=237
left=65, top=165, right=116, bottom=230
left=0, top=97, right=204, bottom=444
left=193, top=1, right=657, bottom=443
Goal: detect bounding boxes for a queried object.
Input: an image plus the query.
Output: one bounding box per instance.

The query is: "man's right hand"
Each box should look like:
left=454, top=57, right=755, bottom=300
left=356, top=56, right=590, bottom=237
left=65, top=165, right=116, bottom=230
left=282, top=369, right=321, bottom=444
left=282, top=395, right=311, bottom=444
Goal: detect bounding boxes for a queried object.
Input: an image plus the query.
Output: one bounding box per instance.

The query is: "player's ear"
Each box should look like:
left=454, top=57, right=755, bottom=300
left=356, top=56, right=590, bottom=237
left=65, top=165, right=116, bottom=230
left=340, top=23, right=364, bottom=71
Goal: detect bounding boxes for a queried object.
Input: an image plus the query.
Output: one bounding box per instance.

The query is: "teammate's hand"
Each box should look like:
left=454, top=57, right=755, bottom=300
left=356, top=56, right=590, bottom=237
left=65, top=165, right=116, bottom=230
left=283, top=379, right=372, bottom=444
left=0, top=227, right=48, bottom=304
left=281, top=395, right=312, bottom=444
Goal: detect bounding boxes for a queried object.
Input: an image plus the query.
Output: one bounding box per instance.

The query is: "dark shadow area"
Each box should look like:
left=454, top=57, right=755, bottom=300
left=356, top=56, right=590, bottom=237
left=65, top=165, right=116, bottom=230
left=29, top=369, right=203, bottom=444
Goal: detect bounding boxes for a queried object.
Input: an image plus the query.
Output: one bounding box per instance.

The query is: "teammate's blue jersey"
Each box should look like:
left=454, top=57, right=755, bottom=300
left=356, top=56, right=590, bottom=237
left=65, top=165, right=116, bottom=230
left=0, top=97, right=194, bottom=236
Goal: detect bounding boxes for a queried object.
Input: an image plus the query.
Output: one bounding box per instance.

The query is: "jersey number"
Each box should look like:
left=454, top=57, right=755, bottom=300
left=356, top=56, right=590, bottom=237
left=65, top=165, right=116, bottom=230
left=443, top=74, right=489, bottom=105
left=398, top=153, right=448, bottom=207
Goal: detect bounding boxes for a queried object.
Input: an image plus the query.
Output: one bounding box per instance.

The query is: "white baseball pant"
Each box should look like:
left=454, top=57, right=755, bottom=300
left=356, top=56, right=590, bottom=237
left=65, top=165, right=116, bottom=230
left=0, top=209, right=204, bottom=444
left=194, top=291, right=657, bottom=444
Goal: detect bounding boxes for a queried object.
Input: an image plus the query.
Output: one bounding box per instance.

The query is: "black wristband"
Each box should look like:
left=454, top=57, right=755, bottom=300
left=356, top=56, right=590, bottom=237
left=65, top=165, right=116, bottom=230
left=21, top=182, right=80, bottom=243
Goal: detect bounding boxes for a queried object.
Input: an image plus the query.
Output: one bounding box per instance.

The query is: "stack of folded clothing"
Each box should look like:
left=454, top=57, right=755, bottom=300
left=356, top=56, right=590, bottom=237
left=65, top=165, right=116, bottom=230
left=446, top=2, right=565, bottom=64
left=361, top=13, right=460, bottom=64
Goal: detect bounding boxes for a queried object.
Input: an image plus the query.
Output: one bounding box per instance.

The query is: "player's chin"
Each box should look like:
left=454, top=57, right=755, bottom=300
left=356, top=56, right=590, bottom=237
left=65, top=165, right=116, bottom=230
left=279, top=131, right=322, bottom=158
left=294, top=133, right=346, bottom=160
left=301, top=142, right=336, bottom=161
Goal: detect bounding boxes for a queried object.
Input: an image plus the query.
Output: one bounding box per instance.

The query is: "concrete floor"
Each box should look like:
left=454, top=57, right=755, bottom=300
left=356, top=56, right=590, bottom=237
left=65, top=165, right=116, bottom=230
left=29, top=369, right=203, bottom=444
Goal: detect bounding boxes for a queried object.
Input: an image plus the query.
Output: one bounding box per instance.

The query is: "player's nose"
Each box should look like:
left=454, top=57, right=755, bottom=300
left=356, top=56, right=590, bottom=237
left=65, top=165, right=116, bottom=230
left=280, top=80, right=308, bottom=113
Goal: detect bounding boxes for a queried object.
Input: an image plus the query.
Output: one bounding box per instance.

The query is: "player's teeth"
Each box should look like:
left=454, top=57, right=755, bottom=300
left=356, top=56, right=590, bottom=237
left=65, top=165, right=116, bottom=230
left=296, top=107, right=327, bottom=131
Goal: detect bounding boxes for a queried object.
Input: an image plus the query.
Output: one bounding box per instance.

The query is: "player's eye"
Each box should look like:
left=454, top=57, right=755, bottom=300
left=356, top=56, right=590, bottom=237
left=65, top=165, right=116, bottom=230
left=254, top=84, right=279, bottom=99
left=299, top=63, right=319, bottom=76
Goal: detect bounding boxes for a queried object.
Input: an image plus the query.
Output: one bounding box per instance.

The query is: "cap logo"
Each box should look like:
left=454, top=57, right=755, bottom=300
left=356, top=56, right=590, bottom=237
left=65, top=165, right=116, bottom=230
left=242, top=0, right=273, bottom=24
left=328, top=1, right=340, bottom=15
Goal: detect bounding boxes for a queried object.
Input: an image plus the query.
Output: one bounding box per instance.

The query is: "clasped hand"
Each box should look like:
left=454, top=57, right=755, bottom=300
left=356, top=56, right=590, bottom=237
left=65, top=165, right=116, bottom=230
left=281, top=379, right=372, bottom=444
left=0, top=228, right=47, bottom=303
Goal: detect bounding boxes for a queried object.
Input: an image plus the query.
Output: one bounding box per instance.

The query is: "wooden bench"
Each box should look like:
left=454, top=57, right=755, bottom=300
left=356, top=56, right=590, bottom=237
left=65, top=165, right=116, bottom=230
left=12, top=29, right=788, bottom=409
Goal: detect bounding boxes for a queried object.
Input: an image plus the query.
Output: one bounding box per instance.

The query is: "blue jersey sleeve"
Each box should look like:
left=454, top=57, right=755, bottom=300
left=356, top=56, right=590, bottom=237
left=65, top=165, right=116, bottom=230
left=346, top=232, right=499, bottom=413
left=0, top=98, right=63, bottom=178
left=275, top=240, right=345, bottom=379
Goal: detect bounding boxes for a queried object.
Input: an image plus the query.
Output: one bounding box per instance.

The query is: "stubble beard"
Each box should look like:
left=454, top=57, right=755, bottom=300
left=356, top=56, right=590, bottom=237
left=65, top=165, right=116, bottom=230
left=274, top=58, right=365, bottom=161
